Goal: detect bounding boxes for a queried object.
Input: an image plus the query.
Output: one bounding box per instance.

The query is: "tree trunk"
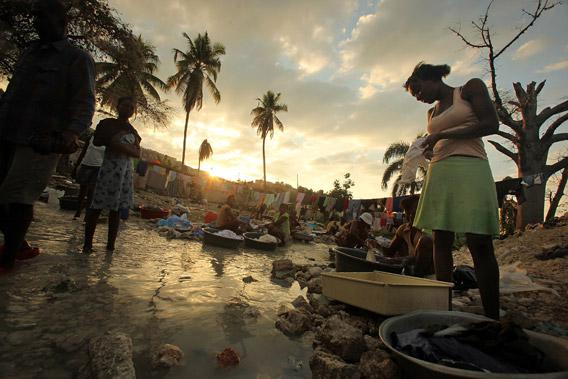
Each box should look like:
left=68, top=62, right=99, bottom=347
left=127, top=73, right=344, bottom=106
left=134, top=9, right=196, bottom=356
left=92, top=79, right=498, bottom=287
left=181, top=110, right=190, bottom=166
left=546, top=167, right=568, bottom=221
left=197, top=159, right=201, bottom=177
left=262, top=136, right=267, bottom=190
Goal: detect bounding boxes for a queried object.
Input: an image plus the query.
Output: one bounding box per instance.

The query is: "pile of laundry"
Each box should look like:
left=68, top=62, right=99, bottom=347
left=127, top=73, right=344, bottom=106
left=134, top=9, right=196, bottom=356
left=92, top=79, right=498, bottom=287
left=255, top=234, right=278, bottom=243
left=392, top=320, right=556, bottom=374
left=214, top=229, right=244, bottom=240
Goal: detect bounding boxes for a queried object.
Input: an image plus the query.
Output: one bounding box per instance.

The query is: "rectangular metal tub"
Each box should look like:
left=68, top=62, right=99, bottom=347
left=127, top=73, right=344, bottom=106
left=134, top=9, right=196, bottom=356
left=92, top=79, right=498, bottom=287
left=322, top=271, right=454, bottom=316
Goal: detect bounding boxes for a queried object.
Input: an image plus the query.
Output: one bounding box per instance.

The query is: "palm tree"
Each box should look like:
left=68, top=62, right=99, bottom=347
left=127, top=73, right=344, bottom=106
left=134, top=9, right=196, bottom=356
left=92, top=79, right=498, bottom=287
left=96, top=35, right=168, bottom=123
left=197, top=139, right=213, bottom=176
left=381, top=138, right=426, bottom=197
left=167, top=32, right=225, bottom=165
left=250, top=91, right=288, bottom=188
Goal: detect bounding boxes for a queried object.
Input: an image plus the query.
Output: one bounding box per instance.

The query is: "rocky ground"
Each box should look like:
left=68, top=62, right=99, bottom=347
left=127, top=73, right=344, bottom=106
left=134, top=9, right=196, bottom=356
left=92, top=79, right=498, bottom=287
left=272, top=215, right=568, bottom=378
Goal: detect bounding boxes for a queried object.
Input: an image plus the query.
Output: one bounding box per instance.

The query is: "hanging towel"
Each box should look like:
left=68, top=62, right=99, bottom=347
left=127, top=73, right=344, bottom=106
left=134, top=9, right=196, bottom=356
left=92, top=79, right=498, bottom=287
left=335, top=198, right=345, bottom=212
left=350, top=200, right=362, bottom=220
left=399, top=136, right=428, bottom=185
left=136, top=160, right=149, bottom=177
left=393, top=196, right=405, bottom=212
left=283, top=191, right=291, bottom=204
left=296, top=192, right=305, bottom=205
left=386, top=197, right=394, bottom=213
left=326, top=197, right=337, bottom=212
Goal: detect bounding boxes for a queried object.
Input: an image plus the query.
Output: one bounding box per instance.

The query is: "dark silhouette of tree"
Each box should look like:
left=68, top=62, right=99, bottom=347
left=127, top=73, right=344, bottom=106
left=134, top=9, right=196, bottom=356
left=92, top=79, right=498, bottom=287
left=0, top=0, right=132, bottom=78
left=449, top=0, right=567, bottom=228
left=250, top=91, right=288, bottom=189
left=328, top=173, right=355, bottom=199
left=96, top=35, right=169, bottom=125
left=197, top=139, right=213, bottom=176
left=167, top=32, right=225, bottom=165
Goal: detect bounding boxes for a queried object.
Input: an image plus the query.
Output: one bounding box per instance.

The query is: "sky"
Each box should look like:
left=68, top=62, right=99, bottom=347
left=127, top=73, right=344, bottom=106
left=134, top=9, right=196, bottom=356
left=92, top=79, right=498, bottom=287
left=107, top=0, right=568, bottom=198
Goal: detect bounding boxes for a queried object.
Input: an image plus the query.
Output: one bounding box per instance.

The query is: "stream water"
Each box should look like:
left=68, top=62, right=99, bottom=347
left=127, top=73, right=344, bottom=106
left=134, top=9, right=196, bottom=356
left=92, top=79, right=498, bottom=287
left=0, top=202, right=331, bottom=378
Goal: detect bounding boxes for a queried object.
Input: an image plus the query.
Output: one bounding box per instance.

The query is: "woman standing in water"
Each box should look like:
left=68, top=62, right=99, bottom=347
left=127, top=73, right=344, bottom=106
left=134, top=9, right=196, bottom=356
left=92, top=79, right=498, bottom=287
left=404, top=62, right=500, bottom=319
left=82, top=97, right=140, bottom=253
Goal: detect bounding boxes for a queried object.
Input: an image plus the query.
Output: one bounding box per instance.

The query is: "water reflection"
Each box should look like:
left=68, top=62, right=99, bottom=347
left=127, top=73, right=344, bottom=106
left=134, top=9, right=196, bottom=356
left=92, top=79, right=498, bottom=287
left=0, top=203, right=330, bottom=378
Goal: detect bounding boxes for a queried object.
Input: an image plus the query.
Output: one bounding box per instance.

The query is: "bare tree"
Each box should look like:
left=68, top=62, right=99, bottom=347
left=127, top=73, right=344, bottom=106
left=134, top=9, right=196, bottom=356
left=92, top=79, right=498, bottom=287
left=546, top=166, right=568, bottom=221
left=450, top=0, right=568, bottom=228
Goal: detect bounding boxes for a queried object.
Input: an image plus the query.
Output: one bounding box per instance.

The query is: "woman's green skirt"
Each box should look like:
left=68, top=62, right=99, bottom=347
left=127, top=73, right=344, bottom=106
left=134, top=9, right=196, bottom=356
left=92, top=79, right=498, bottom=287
left=414, top=156, right=499, bottom=236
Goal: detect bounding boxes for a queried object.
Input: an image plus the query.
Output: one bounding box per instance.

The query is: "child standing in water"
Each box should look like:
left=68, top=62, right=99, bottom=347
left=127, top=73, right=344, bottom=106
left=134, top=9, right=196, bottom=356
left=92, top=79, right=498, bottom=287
left=82, top=97, right=140, bottom=253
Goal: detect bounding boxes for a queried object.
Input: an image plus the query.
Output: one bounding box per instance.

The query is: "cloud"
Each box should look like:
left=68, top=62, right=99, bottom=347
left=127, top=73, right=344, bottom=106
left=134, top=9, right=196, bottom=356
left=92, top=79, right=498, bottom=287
left=104, top=0, right=568, bottom=198
left=512, top=39, right=545, bottom=61
left=537, top=60, right=568, bottom=73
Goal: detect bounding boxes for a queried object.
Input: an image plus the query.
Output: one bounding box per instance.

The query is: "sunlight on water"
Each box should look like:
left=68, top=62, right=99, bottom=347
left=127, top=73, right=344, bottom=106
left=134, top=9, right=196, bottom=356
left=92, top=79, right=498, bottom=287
left=0, top=203, right=330, bottom=378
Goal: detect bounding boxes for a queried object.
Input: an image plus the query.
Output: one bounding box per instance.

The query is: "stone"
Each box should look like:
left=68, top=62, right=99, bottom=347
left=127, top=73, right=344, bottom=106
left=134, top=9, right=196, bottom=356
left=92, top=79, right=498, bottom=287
left=308, top=266, right=323, bottom=278
left=292, top=295, right=314, bottom=313
left=359, top=350, right=400, bottom=379
left=317, top=315, right=366, bottom=363
left=152, top=344, right=184, bottom=369
left=272, top=259, right=295, bottom=279
left=88, top=332, right=135, bottom=379
left=309, top=349, right=361, bottom=379
left=277, top=302, right=294, bottom=316
left=242, top=275, right=258, bottom=284
left=307, top=277, right=322, bottom=294
left=363, top=335, right=382, bottom=352
left=217, top=347, right=240, bottom=367
left=275, top=309, right=312, bottom=337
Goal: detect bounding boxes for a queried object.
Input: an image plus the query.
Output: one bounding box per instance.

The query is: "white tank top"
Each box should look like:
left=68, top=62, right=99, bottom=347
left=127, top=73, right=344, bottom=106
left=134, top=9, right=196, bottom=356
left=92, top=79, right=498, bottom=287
left=81, top=136, right=105, bottom=167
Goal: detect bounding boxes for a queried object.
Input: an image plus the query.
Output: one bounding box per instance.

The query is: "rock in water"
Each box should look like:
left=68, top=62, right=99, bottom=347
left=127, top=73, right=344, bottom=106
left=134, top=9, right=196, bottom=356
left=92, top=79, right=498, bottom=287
left=275, top=309, right=312, bottom=337
left=310, top=349, right=361, bottom=379
left=217, top=348, right=240, bottom=367
left=317, top=315, right=366, bottom=363
left=272, top=259, right=295, bottom=279
left=307, top=266, right=323, bottom=278
left=152, top=344, right=184, bottom=369
left=242, top=275, right=258, bottom=283
left=88, top=332, right=135, bottom=379
left=359, top=350, right=400, bottom=379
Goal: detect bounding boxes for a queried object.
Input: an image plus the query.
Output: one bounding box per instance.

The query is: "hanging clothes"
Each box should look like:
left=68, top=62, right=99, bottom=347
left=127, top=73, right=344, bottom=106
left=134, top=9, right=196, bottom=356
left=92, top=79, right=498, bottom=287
left=386, top=197, right=394, bottom=213
left=136, top=160, right=149, bottom=177
left=349, top=200, right=362, bottom=220
left=326, top=197, right=337, bottom=212
left=393, top=196, right=406, bottom=213
left=283, top=191, right=291, bottom=204
left=343, top=198, right=349, bottom=211
left=317, top=196, right=325, bottom=208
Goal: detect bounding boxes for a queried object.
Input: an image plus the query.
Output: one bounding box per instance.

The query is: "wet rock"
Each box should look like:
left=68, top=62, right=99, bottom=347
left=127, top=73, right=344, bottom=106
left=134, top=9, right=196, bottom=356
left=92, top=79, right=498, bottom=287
left=152, top=344, right=184, bottom=369
left=242, top=275, right=258, bottom=284
left=363, top=335, right=382, bottom=352
left=217, top=347, right=240, bottom=367
left=308, top=293, right=330, bottom=309
left=275, top=309, right=312, bottom=337
left=308, top=267, right=323, bottom=278
left=317, top=315, right=366, bottom=363
left=310, top=349, right=361, bottom=379
left=292, top=295, right=314, bottom=313
left=307, top=277, right=322, bottom=294
left=277, top=302, right=294, bottom=316
left=55, top=333, right=89, bottom=353
left=272, top=259, right=295, bottom=279
left=88, top=332, right=135, bottom=379
left=359, top=350, right=400, bottom=379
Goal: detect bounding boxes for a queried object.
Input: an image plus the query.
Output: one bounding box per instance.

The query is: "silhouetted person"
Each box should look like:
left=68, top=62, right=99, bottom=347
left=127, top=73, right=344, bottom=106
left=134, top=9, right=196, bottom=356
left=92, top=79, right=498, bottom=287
left=83, top=97, right=141, bottom=253
left=0, top=0, right=95, bottom=273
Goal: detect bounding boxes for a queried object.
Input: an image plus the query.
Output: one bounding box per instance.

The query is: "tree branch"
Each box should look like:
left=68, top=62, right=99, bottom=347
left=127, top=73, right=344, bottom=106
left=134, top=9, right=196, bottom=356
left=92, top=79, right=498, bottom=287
left=494, top=0, right=560, bottom=59
left=448, top=27, right=486, bottom=48
left=538, top=100, right=568, bottom=125
left=488, top=140, right=518, bottom=162
left=545, top=167, right=568, bottom=221
left=496, top=130, right=519, bottom=144
left=547, top=133, right=568, bottom=145
left=546, top=156, right=568, bottom=177
left=542, top=112, right=568, bottom=142
left=497, top=108, right=522, bottom=132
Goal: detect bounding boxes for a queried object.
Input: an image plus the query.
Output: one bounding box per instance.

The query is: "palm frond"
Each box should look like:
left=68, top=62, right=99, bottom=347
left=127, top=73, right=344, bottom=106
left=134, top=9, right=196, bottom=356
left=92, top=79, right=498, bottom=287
left=381, top=159, right=403, bottom=189
left=382, top=142, right=410, bottom=164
